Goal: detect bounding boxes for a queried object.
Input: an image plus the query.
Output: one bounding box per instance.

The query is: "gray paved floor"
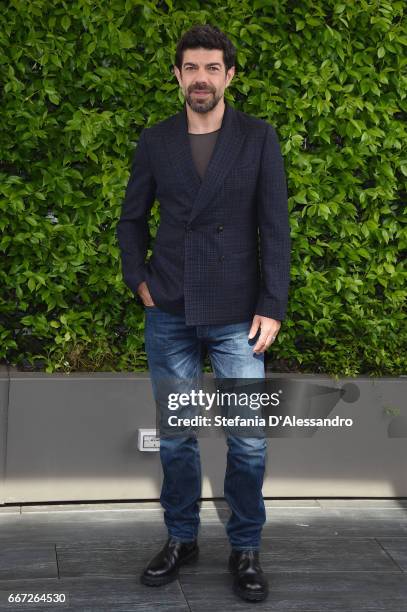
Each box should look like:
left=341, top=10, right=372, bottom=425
left=0, top=499, right=407, bottom=611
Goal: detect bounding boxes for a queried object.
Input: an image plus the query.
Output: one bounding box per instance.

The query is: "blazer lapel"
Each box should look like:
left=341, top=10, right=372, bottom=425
left=163, top=99, right=246, bottom=224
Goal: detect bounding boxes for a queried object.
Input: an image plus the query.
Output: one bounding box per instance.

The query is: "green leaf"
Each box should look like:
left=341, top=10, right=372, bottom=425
left=61, top=15, right=71, bottom=31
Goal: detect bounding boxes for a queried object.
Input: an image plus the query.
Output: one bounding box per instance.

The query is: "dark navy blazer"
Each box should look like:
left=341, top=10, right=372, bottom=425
left=116, top=100, right=291, bottom=326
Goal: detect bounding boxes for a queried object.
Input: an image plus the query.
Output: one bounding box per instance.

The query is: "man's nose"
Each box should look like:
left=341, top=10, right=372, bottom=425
left=194, top=67, right=210, bottom=82
left=193, top=78, right=210, bottom=89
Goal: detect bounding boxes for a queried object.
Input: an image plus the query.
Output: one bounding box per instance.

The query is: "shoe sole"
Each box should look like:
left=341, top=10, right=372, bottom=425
left=140, top=547, right=199, bottom=587
left=229, top=564, right=268, bottom=602
left=233, top=581, right=268, bottom=602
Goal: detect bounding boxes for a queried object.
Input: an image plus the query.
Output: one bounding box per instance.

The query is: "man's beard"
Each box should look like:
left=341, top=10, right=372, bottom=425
left=185, top=88, right=222, bottom=114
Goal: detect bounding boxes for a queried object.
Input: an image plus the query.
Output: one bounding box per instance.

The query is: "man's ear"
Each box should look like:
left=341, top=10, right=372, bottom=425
left=226, top=66, right=235, bottom=88
left=173, top=65, right=182, bottom=85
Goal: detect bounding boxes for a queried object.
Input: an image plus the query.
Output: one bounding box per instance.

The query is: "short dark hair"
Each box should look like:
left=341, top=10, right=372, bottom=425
left=175, top=24, right=236, bottom=73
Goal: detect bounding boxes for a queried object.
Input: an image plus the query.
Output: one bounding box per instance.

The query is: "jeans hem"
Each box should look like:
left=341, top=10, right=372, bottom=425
left=230, top=545, right=261, bottom=551
left=168, top=533, right=198, bottom=543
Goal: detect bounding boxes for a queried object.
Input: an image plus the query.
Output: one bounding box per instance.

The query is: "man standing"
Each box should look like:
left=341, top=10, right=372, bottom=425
left=116, top=24, right=290, bottom=603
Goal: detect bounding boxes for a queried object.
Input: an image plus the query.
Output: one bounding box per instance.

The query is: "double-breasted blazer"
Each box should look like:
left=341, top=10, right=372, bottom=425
left=116, top=100, right=291, bottom=326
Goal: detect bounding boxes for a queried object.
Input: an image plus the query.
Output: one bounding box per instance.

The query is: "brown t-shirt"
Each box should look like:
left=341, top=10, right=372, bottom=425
left=188, top=128, right=220, bottom=180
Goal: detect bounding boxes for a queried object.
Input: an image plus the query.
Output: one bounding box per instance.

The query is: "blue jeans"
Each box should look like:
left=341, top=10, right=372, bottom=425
left=144, top=305, right=267, bottom=551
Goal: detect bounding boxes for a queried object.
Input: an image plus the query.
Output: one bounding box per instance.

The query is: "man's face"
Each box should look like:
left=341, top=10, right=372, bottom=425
left=174, top=47, right=235, bottom=114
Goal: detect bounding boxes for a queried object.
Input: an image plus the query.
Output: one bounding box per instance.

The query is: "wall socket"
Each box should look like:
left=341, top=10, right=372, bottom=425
left=138, top=429, right=160, bottom=452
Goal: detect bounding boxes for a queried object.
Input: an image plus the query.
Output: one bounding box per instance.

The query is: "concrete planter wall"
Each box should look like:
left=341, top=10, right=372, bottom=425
left=0, top=365, right=406, bottom=504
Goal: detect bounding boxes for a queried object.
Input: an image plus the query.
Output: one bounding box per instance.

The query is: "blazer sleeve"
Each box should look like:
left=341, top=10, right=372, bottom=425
left=255, top=124, right=291, bottom=321
left=116, top=128, right=156, bottom=300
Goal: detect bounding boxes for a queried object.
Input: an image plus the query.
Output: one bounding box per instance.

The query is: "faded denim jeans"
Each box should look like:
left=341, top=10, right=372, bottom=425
left=144, top=304, right=267, bottom=550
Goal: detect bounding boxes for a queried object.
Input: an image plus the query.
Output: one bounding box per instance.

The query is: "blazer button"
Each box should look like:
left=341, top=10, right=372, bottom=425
left=219, top=255, right=225, bottom=262
left=217, top=225, right=223, bottom=232
left=185, top=224, right=192, bottom=232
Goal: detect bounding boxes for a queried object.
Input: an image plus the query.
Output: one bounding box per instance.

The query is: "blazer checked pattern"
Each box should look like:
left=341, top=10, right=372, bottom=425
left=116, top=100, right=291, bottom=326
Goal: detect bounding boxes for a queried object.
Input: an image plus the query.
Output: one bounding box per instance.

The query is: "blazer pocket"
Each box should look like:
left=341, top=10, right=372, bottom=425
left=227, top=163, right=256, bottom=176
left=230, top=245, right=258, bottom=256
left=152, top=241, right=185, bottom=258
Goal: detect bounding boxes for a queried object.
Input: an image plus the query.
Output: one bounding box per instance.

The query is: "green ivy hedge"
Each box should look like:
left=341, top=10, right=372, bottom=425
left=0, top=0, right=406, bottom=376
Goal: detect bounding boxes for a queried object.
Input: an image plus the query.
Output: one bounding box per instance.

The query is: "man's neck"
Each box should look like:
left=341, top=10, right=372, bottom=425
left=186, top=98, right=225, bottom=134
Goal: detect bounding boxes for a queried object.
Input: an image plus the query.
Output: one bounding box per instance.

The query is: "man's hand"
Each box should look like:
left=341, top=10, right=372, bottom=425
left=137, top=281, right=155, bottom=307
left=248, top=315, right=281, bottom=354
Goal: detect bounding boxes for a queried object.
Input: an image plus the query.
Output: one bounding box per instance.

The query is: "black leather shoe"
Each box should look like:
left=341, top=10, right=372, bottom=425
left=229, top=549, right=269, bottom=602
left=140, top=537, right=199, bottom=586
